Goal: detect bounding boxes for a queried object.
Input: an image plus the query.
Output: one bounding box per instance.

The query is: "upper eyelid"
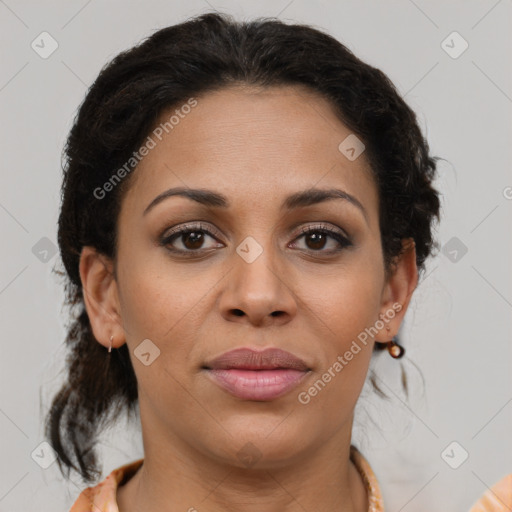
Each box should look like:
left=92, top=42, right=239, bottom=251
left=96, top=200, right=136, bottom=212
left=162, top=221, right=222, bottom=240
left=162, top=221, right=350, bottom=243
left=296, top=223, right=349, bottom=237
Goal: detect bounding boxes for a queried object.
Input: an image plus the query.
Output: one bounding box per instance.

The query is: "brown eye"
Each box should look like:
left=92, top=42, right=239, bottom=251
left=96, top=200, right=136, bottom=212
left=161, top=223, right=224, bottom=254
left=292, top=225, right=352, bottom=254
left=304, top=231, right=328, bottom=250
left=180, top=231, right=206, bottom=250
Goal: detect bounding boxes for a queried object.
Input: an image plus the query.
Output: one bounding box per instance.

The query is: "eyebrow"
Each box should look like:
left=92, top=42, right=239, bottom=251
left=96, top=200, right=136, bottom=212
left=143, top=186, right=368, bottom=224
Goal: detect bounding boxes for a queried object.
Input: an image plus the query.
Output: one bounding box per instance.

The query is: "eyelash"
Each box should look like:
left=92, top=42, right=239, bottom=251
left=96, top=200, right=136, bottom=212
left=160, top=222, right=353, bottom=256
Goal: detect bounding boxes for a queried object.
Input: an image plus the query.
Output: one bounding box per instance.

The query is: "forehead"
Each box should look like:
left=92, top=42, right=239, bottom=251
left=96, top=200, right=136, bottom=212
left=121, top=84, right=378, bottom=221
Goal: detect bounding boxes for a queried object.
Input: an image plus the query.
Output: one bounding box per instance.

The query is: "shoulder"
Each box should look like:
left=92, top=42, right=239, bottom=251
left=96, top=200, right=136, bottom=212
left=69, top=459, right=144, bottom=512
left=469, top=474, right=512, bottom=511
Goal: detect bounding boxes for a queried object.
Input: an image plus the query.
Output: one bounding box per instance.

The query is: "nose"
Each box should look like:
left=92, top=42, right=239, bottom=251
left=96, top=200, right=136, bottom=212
left=218, top=241, right=298, bottom=327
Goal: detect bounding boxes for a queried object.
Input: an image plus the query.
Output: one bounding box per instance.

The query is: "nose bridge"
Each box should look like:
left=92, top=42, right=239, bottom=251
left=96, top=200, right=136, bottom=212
left=231, top=205, right=278, bottom=268
left=233, top=230, right=281, bottom=295
left=219, top=224, right=297, bottom=323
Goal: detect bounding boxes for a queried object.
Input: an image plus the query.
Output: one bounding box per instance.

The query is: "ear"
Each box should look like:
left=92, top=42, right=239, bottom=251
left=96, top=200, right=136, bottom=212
left=374, top=238, right=419, bottom=342
left=79, top=246, right=124, bottom=350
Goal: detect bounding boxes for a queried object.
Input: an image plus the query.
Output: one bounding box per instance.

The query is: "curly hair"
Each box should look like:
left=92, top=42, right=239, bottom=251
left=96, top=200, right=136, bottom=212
left=45, top=11, right=441, bottom=484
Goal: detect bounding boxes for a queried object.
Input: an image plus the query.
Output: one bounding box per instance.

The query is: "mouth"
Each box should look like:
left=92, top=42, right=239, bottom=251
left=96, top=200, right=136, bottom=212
left=202, top=347, right=311, bottom=401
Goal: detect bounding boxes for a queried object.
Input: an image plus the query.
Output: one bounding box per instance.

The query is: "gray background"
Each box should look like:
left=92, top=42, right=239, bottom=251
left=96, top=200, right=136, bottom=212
left=0, top=0, right=511, bottom=510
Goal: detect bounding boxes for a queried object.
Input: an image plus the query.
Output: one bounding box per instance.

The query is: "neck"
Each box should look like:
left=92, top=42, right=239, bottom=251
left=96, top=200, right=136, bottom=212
left=117, top=431, right=368, bottom=512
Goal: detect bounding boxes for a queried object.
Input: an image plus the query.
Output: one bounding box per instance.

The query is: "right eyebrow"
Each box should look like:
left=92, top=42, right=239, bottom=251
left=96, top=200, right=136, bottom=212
left=143, top=186, right=369, bottom=226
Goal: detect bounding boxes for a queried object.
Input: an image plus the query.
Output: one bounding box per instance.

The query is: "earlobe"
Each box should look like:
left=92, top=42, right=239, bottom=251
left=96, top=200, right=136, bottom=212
left=79, top=246, right=122, bottom=350
left=375, top=238, right=418, bottom=342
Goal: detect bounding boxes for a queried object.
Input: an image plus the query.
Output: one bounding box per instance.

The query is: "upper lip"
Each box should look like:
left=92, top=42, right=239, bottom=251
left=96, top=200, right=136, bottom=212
left=204, top=347, right=310, bottom=371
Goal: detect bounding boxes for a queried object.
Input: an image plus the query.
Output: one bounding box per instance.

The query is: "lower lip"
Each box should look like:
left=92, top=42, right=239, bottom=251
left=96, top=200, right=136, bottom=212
left=205, top=368, right=310, bottom=401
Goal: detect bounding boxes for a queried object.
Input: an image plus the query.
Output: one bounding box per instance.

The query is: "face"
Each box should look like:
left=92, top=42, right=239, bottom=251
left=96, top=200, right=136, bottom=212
left=81, top=84, right=417, bottom=470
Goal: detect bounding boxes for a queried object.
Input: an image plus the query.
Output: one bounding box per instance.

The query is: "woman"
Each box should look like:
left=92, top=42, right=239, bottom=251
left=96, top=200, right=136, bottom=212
left=45, top=12, right=511, bottom=512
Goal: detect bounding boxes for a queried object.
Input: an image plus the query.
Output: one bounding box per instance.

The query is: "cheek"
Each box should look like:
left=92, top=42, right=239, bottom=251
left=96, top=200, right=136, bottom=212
left=306, top=261, right=383, bottom=343
left=297, top=284, right=379, bottom=424
left=117, top=242, right=206, bottom=340
left=116, top=261, right=206, bottom=402
left=295, top=261, right=382, bottom=408
left=116, top=252, right=224, bottom=394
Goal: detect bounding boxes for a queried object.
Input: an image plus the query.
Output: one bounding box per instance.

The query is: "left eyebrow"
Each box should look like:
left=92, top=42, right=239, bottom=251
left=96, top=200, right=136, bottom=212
left=143, top=186, right=368, bottom=225
left=282, top=187, right=368, bottom=225
left=143, top=187, right=229, bottom=216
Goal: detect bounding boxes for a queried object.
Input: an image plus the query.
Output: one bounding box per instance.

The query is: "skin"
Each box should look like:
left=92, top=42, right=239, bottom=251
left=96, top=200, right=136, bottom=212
left=80, top=84, right=418, bottom=512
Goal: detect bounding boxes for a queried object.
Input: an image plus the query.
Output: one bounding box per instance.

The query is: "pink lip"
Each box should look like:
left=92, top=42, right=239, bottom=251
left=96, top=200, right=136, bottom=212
left=203, top=347, right=311, bottom=401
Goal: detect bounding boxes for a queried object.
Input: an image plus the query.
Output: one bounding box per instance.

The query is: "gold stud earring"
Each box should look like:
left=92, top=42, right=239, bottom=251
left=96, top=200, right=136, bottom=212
left=383, top=324, right=404, bottom=358
left=387, top=339, right=405, bottom=359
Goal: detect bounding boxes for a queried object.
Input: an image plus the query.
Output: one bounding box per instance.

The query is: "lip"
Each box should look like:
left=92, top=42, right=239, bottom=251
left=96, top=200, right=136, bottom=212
left=203, top=348, right=311, bottom=401
left=204, top=347, right=310, bottom=371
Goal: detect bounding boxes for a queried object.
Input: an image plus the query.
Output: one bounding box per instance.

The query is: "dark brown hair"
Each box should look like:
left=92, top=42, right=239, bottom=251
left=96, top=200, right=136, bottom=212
left=45, top=11, right=441, bottom=484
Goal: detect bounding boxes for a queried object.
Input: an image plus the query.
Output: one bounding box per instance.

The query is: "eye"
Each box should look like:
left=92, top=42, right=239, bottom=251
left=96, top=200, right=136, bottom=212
left=160, top=222, right=352, bottom=257
left=290, top=224, right=352, bottom=254
left=160, top=222, right=223, bottom=254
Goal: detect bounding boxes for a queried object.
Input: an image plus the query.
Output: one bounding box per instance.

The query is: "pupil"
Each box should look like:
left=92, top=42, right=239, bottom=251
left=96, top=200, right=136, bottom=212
left=307, top=232, right=325, bottom=250
left=185, top=232, right=203, bottom=249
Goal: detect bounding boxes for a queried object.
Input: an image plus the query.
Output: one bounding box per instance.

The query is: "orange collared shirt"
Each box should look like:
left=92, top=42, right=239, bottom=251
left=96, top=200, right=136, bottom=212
left=69, top=446, right=512, bottom=511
